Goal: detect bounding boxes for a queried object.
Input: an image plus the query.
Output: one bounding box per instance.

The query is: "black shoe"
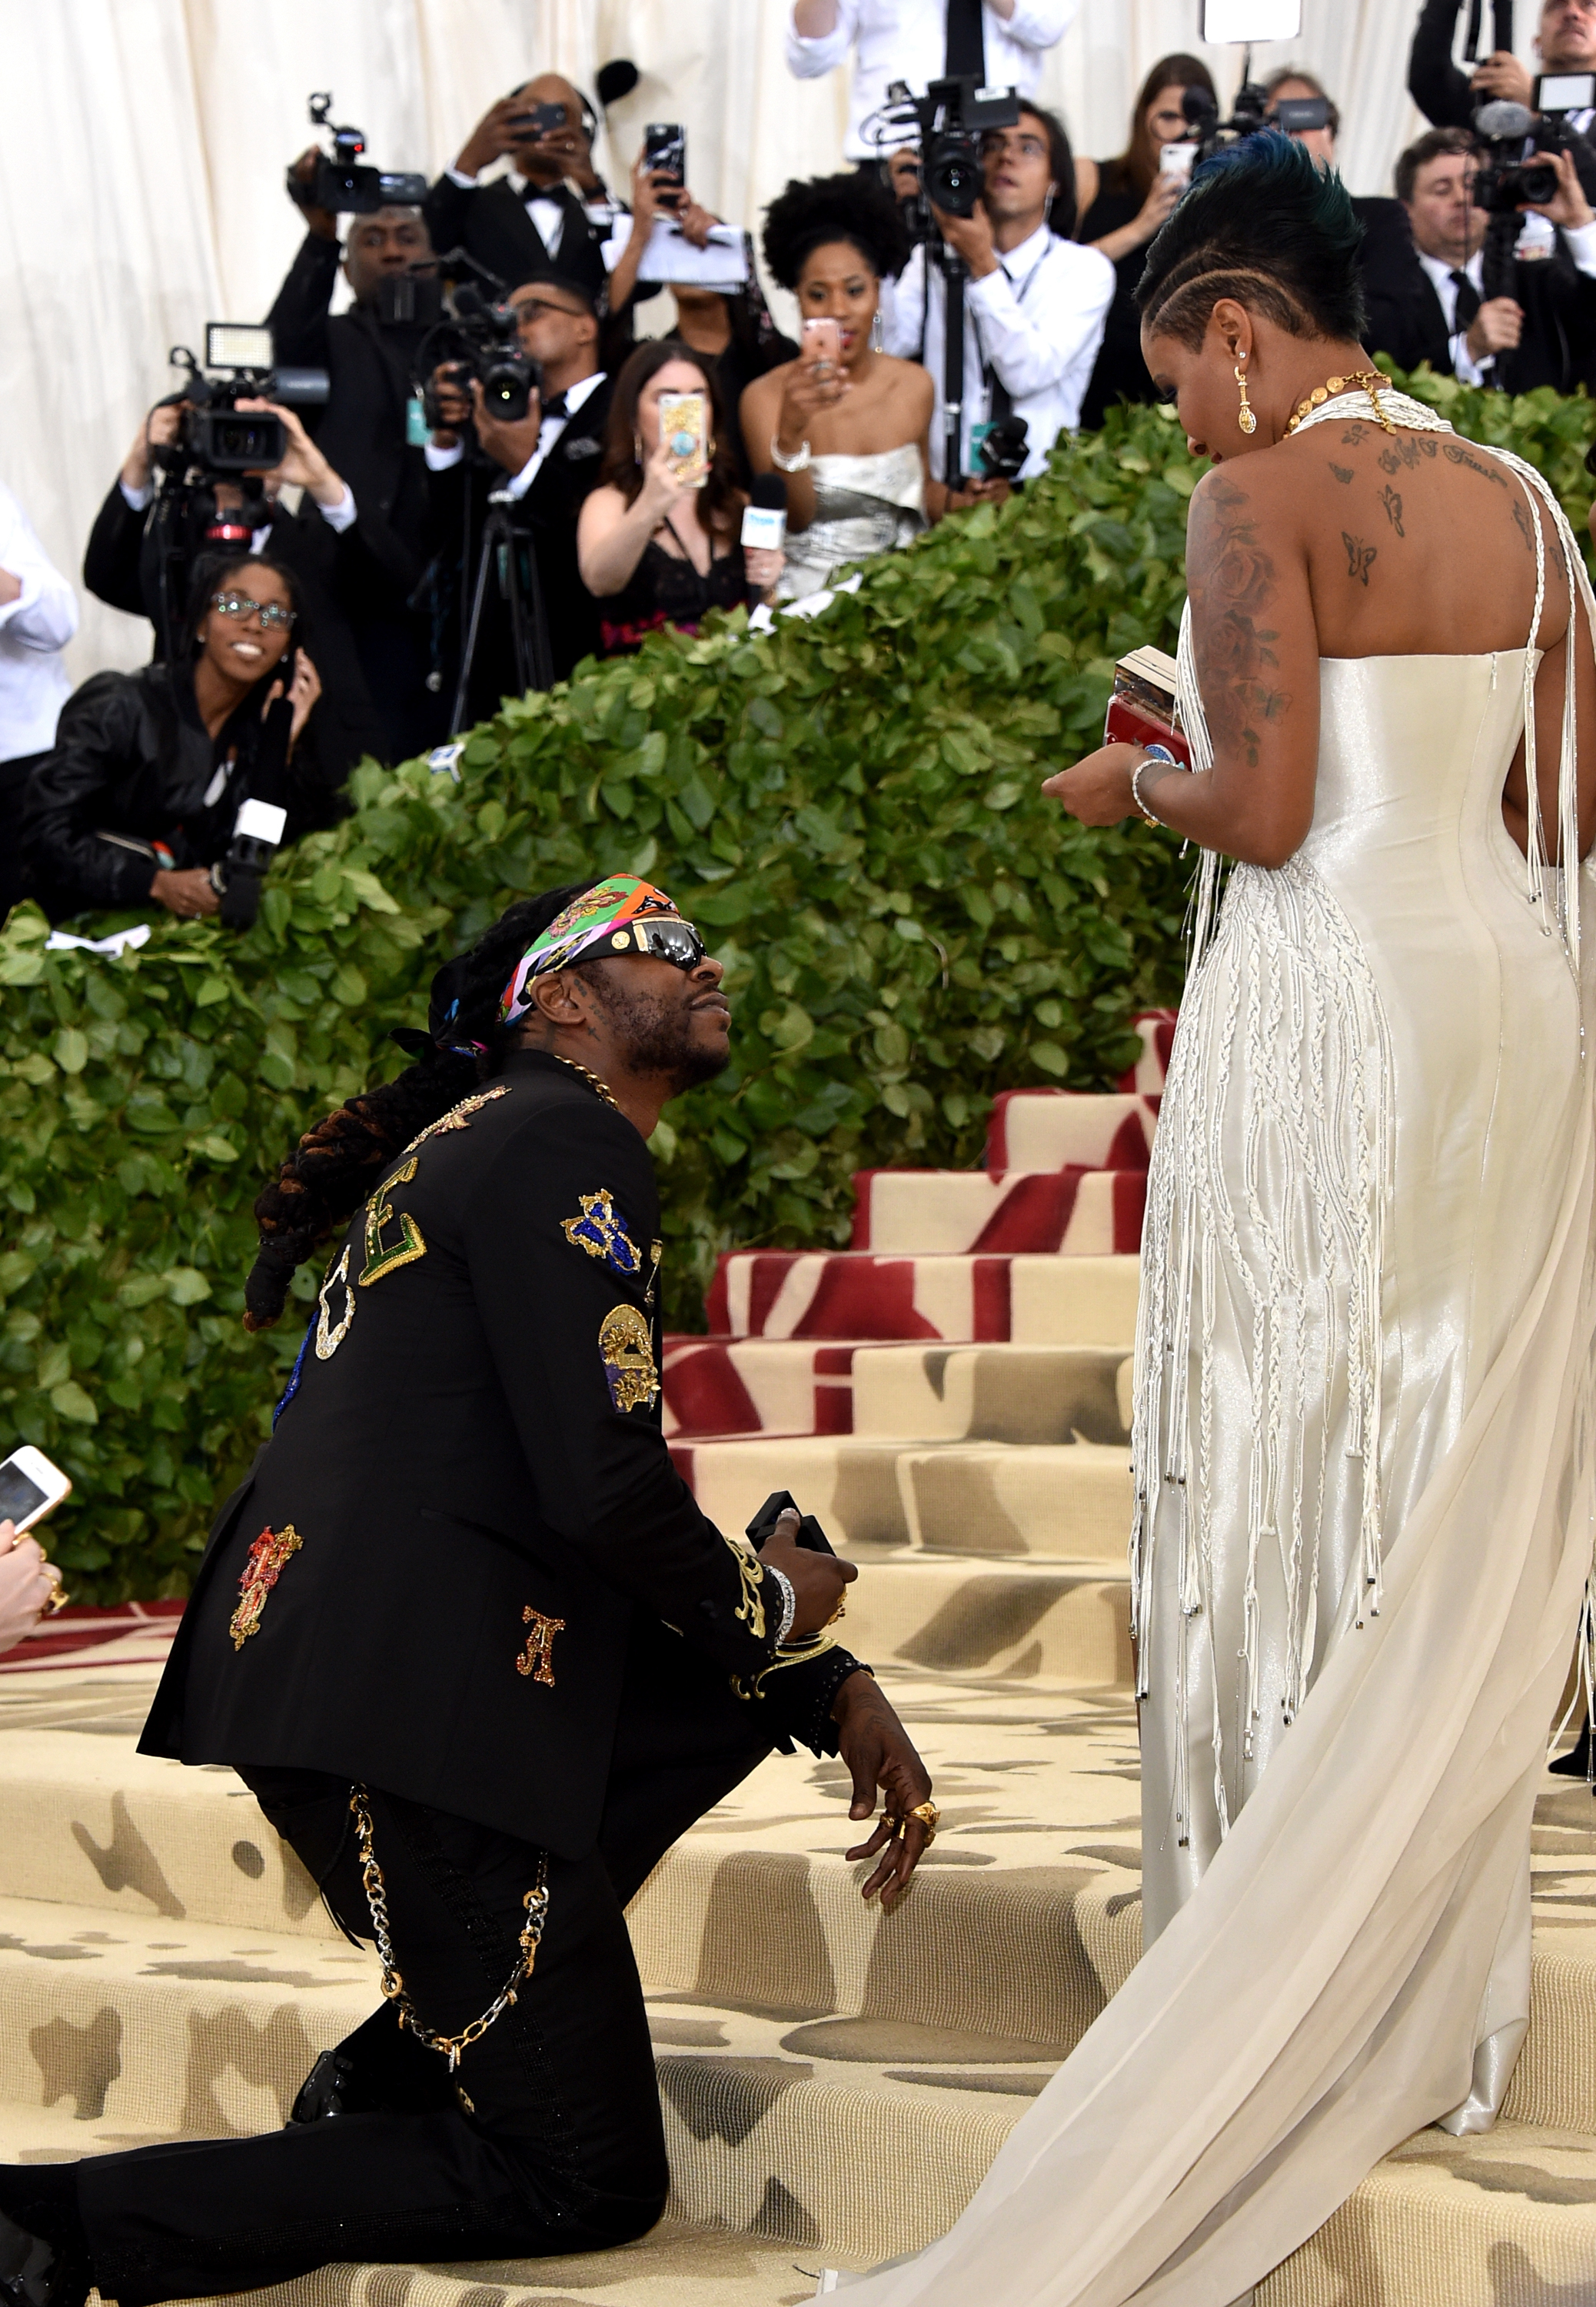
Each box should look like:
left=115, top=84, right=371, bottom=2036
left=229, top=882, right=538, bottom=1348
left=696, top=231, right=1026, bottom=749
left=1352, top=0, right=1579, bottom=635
left=0, top=2211, right=87, bottom=2307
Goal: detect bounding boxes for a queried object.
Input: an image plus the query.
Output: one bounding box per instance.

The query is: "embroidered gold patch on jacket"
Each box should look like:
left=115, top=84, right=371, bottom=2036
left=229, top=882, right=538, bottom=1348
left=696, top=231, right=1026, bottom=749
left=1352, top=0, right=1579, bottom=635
left=516, top=1606, right=566, bottom=1684
left=725, top=1532, right=767, bottom=1641
left=314, top=1245, right=354, bottom=1359
left=561, top=1189, right=643, bottom=1276
left=230, top=1525, right=303, bottom=1650
left=400, top=1083, right=511, bottom=1158
left=361, top=1157, right=426, bottom=1286
left=599, top=1303, right=659, bottom=1413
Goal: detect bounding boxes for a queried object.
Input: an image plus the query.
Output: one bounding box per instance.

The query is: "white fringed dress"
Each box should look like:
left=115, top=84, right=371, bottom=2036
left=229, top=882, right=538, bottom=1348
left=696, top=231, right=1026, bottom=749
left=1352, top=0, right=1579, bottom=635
left=835, top=390, right=1596, bottom=2304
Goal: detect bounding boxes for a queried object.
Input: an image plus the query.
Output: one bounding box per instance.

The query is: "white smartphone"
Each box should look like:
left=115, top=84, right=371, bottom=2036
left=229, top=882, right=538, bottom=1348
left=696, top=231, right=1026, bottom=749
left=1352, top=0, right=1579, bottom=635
left=1159, top=141, right=1196, bottom=185
left=0, top=1445, right=72, bottom=1535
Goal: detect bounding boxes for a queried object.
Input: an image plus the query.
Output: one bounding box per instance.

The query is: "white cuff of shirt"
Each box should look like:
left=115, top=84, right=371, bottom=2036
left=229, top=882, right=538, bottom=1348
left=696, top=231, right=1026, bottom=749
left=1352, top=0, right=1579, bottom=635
left=1562, top=217, right=1596, bottom=277
left=424, top=439, right=464, bottom=472
left=1451, top=332, right=1491, bottom=387
left=445, top=164, right=478, bottom=190
left=315, top=482, right=357, bottom=533
left=120, top=478, right=154, bottom=513
left=501, top=451, right=542, bottom=501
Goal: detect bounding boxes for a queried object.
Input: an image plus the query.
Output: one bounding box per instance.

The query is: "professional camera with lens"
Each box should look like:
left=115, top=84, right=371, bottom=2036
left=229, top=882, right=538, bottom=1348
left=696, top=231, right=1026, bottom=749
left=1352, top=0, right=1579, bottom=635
left=1473, top=75, right=1594, bottom=215
left=417, top=288, right=544, bottom=430
left=873, top=73, right=1022, bottom=241
left=298, top=90, right=429, bottom=216
left=1182, top=77, right=1328, bottom=161
left=162, top=327, right=331, bottom=474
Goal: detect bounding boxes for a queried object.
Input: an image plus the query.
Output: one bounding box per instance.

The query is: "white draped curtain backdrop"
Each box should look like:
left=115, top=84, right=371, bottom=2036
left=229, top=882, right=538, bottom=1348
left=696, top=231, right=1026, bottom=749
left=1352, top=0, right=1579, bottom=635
left=0, top=0, right=1534, bottom=684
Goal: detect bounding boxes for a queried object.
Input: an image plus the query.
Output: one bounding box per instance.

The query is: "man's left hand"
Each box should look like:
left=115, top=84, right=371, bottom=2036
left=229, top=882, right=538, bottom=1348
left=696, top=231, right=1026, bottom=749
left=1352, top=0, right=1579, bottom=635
left=929, top=198, right=999, bottom=278
left=469, top=377, right=544, bottom=477
left=1521, top=145, right=1596, bottom=233
left=831, top=1668, right=935, bottom=1909
left=236, top=399, right=347, bottom=511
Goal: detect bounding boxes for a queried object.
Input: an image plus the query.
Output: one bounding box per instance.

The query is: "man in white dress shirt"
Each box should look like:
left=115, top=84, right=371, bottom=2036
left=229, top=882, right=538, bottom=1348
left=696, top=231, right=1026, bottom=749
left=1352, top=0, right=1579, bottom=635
left=787, top=0, right=1076, bottom=168
left=883, top=102, right=1112, bottom=502
left=0, top=484, right=77, bottom=920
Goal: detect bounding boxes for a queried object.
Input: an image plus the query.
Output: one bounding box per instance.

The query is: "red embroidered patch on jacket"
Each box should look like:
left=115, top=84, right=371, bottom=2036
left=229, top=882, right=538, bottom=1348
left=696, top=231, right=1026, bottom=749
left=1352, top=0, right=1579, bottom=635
left=230, top=1525, right=303, bottom=1650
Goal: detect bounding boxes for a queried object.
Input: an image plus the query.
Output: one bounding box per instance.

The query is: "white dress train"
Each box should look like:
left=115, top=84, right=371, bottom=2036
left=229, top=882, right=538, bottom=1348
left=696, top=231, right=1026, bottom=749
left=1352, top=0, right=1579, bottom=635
left=832, top=391, right=1596, bottom=2305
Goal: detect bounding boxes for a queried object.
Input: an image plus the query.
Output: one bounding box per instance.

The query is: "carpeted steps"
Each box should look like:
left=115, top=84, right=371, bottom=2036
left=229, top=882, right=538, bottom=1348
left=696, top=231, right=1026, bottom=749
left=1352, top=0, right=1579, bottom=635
left=5, top=1010, right=1596, bottom=2301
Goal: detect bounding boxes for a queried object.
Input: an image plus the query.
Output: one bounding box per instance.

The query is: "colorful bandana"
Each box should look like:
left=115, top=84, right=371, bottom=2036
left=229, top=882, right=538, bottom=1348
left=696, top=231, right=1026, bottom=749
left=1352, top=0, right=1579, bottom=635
left=499, top=877, right=680, bottom=1027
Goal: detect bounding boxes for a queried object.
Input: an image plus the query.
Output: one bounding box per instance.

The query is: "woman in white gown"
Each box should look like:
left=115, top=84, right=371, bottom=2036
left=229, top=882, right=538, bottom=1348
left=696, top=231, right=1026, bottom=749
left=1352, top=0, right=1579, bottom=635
left=831, top=135, right=1596, bottom=2305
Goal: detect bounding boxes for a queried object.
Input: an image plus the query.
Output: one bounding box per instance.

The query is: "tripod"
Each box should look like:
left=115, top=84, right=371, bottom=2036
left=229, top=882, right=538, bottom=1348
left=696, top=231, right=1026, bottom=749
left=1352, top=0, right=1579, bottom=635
left=450, top=478, right=554, bottom=735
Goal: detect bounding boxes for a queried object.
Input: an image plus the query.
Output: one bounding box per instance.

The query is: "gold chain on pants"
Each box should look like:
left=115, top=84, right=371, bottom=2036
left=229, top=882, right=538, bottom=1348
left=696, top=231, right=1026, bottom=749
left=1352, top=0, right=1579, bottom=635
left=348, top=1784, right=550, bottom=2072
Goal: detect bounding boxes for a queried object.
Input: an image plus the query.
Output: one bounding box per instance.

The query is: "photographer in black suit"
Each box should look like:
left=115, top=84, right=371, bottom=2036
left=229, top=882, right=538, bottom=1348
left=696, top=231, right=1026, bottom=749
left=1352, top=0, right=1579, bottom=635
left=1363, top=118, right=1596, bottom=391
left=424, top=77, right=626, bottom=314
left=0, top=877, right=934, bottom=2306
left=265, top=158, right=445, bottom=763
left=425, top=272, right=613, bottom=710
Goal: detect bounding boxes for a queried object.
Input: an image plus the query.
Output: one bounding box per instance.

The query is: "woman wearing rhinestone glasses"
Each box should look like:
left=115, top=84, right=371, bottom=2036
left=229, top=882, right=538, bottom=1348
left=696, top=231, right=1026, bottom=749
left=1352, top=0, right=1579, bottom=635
left=23, top=554, right=340, bottom=925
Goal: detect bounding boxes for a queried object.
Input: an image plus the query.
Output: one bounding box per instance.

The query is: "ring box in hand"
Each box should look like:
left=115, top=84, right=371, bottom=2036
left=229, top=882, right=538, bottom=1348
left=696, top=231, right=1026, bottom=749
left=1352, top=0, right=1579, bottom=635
left=1104, top=644, right=1192, bottom=767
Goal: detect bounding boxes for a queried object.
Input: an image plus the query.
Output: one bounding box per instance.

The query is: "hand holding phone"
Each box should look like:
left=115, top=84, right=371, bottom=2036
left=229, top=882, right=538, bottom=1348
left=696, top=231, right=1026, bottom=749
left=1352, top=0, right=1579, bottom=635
left=802, top=318, right=842, bottom=377
left=643, top=122, right=687, bottom=211
left=658, top=391, right=710, bottom=488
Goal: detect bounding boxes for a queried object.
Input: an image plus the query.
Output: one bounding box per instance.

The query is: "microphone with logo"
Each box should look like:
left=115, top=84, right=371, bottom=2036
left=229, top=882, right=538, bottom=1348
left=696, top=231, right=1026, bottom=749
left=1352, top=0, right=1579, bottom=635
left=212, top=691, right=292, bottom=930
left=741, top=471, right=787, bottom=610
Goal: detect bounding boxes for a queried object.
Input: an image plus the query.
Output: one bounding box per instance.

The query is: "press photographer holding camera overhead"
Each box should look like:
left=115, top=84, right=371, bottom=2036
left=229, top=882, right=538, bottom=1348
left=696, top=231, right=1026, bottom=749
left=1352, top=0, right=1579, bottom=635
left=425, top=77, right=630, bottom=315
left=84, top=361, right=385, bottom=776
left=786, top=2, right=1076, bottom=167
left=25, top=552, right=341, bottom=928
left=424, top=271, right=613, bottom=717
left=883, top=87, right=1112, bottom=507
left=264, top=95, right=444, bottom=764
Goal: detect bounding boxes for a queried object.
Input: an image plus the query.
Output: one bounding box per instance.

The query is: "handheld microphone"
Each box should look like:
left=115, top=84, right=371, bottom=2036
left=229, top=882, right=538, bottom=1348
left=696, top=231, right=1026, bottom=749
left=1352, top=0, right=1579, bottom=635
left=742, top=472, right=787, bottom=607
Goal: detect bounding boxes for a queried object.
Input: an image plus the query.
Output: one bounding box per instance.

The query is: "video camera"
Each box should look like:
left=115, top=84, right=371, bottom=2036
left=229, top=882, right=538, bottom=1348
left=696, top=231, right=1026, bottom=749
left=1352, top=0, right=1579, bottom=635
left=1182, top=76, right=1328, bottom=161
left=162, top=327, right=330, bottom=474
left=1473, top=75, right=1594, bottom=216
left=417, top=288, right=544, bottom=430
left=298, top=92, right=429, bottom=216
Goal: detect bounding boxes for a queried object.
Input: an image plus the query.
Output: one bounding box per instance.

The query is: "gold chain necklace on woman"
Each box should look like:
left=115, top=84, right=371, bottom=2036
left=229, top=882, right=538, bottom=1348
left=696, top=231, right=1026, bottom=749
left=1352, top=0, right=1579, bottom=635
left=552, top=1054, right=623, bottom=1110
left=1285, top=369, right=1395, bottom=436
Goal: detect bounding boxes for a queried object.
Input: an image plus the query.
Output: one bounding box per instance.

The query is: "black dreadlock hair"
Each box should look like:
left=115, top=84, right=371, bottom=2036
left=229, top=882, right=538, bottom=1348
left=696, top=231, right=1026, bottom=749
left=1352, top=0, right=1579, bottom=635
left=761, top=169, right=912, bottom=293
left=1135, top=129, right=1367, bottom=351
left=242, top=882, right=596, bottom=1331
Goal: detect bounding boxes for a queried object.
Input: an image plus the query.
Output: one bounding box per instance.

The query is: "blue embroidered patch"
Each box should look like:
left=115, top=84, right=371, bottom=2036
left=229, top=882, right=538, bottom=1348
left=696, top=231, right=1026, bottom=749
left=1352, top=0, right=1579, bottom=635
left=562, top=1189, right=643, bottom=1277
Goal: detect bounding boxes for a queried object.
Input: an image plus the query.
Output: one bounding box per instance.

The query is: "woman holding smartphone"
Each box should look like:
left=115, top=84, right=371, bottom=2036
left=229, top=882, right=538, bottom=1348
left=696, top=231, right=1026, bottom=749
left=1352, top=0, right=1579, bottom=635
left=742, top=172, right=933, bottom=600
left=1073, top=52, right=1215, bottom=430
left=577, top=341, right=785, bottom=654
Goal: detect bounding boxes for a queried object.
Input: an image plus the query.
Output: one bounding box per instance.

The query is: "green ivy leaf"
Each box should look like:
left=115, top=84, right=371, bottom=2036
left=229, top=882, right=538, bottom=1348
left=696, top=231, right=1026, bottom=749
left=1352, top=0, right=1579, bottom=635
left=50, top=1379, right=98, bottom=1425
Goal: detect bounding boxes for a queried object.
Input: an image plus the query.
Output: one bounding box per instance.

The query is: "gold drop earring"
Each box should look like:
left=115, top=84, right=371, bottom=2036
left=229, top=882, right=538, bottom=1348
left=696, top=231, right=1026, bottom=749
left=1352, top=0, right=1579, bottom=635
left=1235, top=361, right=1256, bottom=435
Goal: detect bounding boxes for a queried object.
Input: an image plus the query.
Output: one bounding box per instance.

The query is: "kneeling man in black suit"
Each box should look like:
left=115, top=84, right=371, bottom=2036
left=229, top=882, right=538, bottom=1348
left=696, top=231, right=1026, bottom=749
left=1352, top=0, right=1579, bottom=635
left=0, top=875, right=933, bottom=2307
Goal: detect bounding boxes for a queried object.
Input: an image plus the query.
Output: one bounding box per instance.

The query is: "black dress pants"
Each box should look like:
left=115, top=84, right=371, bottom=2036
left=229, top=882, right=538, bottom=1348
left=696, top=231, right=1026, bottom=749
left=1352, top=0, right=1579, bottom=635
left=49, top=1634, right=776, bottom=2305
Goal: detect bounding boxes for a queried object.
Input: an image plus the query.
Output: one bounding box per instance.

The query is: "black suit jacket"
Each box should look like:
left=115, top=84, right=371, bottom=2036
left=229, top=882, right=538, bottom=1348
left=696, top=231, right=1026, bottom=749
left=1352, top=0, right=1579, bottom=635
left=429, top=372, right=615, bottom=711
left=424, top=175, right=612, bottom=302
left=1356, top=197, right=1457, bottom=376
left=139, top=1053, right=861, bottom=1853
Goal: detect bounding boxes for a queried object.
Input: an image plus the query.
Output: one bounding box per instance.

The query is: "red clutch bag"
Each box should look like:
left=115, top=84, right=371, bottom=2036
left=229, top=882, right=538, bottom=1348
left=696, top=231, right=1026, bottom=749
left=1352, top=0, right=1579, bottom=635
left=1103, top=644, right=1192, bottom=768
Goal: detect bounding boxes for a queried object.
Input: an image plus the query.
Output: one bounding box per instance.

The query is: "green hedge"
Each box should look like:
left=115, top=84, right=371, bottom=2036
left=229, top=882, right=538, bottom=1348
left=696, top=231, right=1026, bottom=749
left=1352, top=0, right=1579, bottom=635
left=2, top=374, right=1591, bottom=1600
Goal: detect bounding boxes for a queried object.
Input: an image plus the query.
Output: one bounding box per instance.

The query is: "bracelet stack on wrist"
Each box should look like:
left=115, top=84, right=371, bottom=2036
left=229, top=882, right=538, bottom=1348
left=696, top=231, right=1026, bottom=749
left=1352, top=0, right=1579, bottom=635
left=767, top=1563, right=797, bottom=1647
left=1131, top=743, right=1179, bottom=826
left=770, top=436, right=812, bottom=473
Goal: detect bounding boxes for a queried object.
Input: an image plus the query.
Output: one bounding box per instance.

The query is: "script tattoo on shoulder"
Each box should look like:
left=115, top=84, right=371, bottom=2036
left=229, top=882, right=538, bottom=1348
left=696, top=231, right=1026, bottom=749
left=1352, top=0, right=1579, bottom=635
left=1443, top=439, right=1507, bottom=489
left=1189, top=476, right=1291, bottom=770
left=1511, top=494, right=1537, bottom=558
left=1343, top=532, right=1377, bottom=585
left=1378, top=435, right=1432, bottom=474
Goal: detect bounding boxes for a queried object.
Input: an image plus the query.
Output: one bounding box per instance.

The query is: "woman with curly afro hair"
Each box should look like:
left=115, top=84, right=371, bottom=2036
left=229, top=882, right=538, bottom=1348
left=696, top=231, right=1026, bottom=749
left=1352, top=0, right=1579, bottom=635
left=741, top=170, right=933, bottom=598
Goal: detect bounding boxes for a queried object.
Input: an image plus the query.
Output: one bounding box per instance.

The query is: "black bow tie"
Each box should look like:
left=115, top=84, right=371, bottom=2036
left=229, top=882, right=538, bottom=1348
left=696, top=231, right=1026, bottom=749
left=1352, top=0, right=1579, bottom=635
left=542, top=392, right=568, bottom=421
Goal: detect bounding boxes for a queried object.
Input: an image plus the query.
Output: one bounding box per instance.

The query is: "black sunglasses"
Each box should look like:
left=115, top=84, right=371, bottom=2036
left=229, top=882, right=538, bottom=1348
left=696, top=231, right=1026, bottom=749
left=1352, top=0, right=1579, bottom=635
left=588, top=916, right=707, bottom=969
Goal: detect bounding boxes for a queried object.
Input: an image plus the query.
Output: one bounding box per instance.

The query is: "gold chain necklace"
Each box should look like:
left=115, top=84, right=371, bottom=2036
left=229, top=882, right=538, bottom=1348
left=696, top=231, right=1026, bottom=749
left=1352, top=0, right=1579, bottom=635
left=1285, top=368, right=1394, bottom=436
left=552, top=1054, right=622, bottom=1110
